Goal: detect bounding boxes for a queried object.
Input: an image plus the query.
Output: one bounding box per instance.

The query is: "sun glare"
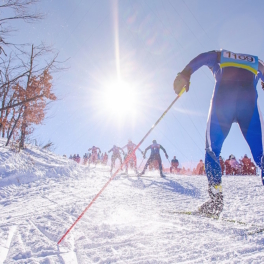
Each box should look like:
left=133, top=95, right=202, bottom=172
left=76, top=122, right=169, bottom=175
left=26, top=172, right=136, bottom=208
left=102, top=80, right=137, bottom=119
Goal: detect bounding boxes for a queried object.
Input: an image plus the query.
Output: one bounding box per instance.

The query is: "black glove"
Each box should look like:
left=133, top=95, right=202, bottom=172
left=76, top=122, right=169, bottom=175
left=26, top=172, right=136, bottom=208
left=173, top=72, right=190, bottom=94
left=261, top=81, right=264, bottom=90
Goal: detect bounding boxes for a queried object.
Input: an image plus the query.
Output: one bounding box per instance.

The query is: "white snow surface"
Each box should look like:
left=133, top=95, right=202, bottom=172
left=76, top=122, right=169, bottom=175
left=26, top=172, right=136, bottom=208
left=1, top=140, right=264, bottom=263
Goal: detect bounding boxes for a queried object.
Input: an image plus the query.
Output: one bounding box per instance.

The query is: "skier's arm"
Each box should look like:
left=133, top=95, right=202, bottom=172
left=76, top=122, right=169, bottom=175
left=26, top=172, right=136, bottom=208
left=143, top=146, right=151, bottom=157
left=258, top=60, right=264, bottom=89
left=108, top=148, right=113, bottom=153
left=118, top=147, right=125, bottom=154
left=133, top=143, right=143, bottom=154
left=160, top=145, right=169, bottom=159
left=181, top=50, right=220, bottom=78
left=88, top=148, right=91, bottom=151
left=138, top=148, right=144, bottom=154
left=174, top=50, right=219, bottom=94
left=121, top=144, right=127, bottom=150
left=97, top=147, right=101, bottom=153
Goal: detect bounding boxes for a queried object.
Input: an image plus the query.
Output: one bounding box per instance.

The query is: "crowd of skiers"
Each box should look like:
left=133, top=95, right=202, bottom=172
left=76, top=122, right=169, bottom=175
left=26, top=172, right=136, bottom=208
left=220, top=154, right=257, bottom=175
left=68, top=142, right=256, bottom=177
left=69, top=151, right=109, bottom=166
left=67, top=140, right=169, bottom=176
left=171, top=154, right=256, bottom=176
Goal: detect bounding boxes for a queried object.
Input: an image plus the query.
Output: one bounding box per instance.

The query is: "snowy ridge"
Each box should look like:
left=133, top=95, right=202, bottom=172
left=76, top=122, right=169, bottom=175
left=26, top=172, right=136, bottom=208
left=1, top=140, right=264, bottom=263
left=0, top=138, right=88, bottom=187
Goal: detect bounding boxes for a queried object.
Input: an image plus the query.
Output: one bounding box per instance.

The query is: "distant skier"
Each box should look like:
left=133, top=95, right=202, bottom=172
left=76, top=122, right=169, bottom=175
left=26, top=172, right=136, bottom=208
left=108, top=145, right=125, bottom=173
left=102, top=152, right=108, bottom=166
left=76, top=154, right=81, bottom=164
left=88, top=146, right=101, bottom=164
left=219, top=156, right=225, bottom=175
left=174, top=49, right=264, bottom=216
left=195, top=159, right=205, bottom=175
left=73, top=154, right=77, bottom=162
left=224, top=156, right=232, bottom=175
left=122, top=140, right=143, bottom=174
left=170, top=156, right=179, bottom=173
left=83, top=153, right=89, bottom=165
left=139, top=140, right=168, bottom=177
left=229, top=155, right=240, bottom=175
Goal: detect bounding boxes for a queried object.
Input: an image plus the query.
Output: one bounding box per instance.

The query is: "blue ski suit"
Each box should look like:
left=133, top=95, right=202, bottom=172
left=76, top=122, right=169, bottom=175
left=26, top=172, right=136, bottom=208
left=180, top=50, right=264, bottom=185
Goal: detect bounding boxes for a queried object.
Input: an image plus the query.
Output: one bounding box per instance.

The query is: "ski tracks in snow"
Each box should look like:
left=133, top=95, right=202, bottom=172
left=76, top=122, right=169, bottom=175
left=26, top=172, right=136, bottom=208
left=1, top=140, right=264, bottom=263
left=0, top=165, right=109, bottom=263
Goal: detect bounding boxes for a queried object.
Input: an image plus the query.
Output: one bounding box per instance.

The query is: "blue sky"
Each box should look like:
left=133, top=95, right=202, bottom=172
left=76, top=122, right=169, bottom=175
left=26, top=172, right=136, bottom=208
left=8, top=0, right=264, bottom=168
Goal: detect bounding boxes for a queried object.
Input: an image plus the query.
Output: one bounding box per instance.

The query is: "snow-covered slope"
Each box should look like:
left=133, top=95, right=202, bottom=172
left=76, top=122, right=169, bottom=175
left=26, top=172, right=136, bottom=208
left=1, top=140, right=264, bottom=263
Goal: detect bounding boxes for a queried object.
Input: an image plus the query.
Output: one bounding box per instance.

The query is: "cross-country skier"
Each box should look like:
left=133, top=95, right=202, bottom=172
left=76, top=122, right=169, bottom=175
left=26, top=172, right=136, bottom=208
left=122, top=140, right=143, bottom=174
left=83, top=153, right=89, bottom=165
left=219, top=156, right=225, bottom=175
left=170, top=156, right=179, bottom=173
left=173, top=49, right=264, bottom=216
left=108, top=145, right=125, bottom=174
left=139, top=140, right=168, bottom=177
left=195, top=159, right=205, bottom=175
left=102, top=152, right=108, bottom=166
left=88, top=146, right=101, bottom=164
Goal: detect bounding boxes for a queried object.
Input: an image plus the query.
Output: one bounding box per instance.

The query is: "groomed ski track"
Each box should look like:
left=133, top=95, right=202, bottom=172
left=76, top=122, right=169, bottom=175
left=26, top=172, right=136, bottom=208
left=1, top=142, right=264, bottom=263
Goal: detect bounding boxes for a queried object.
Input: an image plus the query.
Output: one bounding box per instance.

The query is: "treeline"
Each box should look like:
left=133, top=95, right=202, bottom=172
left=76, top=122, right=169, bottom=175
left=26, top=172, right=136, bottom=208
left=0, top=0, right=63, bottom=149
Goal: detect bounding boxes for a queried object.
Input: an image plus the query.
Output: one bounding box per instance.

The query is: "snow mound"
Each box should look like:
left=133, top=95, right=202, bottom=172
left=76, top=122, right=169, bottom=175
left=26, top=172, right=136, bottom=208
left=0, top=138, right=88, bottom=187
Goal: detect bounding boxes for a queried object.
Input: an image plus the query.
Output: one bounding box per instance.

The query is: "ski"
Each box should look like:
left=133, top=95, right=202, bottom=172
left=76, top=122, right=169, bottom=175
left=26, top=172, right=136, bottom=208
left=167, top=211, right=249, bottom=225
left=247, top=228, right=264, bottom=235
left=166, top=211, right=264, bottom=235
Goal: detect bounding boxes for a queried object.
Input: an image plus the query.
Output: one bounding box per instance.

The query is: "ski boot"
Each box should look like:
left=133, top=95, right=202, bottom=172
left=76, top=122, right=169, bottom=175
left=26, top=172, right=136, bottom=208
left=138, top=170, right=145, bottom=176
left=198, top=184, right=223, bottom=217
left=160, top=172, right=166, bottom=177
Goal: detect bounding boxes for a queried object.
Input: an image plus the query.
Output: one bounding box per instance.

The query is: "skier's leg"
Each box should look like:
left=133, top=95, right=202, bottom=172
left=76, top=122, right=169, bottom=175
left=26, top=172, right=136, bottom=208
left=201, top=82, right=236, bottom=216
left=132, top=154, right=138, bottom=173
left=118, top=155, right=123, bottom=170
left=110, top=155, right=115, bottom=172
left=125, top=161, right=128, bottom=173
left=237, top=87, right=264, bottom=183
left=205, top=107, right=233, bottom=185
left=140, top=156, right=152, bottom=175
left=156, top=155, right=164, bottom=176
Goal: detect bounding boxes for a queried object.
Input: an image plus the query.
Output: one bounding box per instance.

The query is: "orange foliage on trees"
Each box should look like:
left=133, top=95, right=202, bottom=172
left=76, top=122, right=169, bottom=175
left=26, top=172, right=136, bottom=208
left=19, top=70, right=56, bottom=148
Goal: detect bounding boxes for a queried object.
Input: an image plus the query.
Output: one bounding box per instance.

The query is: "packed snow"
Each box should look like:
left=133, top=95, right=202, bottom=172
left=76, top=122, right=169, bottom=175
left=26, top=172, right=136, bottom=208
left=1, top=139, right=264, bottom=263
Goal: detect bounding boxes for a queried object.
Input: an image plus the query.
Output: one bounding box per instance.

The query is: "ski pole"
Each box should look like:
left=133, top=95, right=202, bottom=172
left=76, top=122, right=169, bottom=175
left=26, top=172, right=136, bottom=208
left=57, top=88, right=186, bottom=245
left=138, top=157, right=145, bottom=170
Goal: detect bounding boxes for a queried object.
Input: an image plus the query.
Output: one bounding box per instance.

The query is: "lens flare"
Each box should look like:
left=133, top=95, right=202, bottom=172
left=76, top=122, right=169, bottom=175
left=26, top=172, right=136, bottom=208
left=102, top=80, right=137, bottom=119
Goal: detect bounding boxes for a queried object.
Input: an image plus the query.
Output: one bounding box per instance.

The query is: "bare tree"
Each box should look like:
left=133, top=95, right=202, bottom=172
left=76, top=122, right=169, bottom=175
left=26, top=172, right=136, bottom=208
left=0, top=2, right=66, bottom=149
left=0, top=0, right=44, bottom=54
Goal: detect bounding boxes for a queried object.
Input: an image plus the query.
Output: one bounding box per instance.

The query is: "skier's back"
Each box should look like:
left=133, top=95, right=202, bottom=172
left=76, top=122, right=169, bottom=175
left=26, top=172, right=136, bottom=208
left=108, top=145, right=124, bottom=173
left=88, top=146, right=101, bottom=164
left=139, top=140, right=168, bottom=177
left=170, top=156, right=179, bottom=173
left=122, top=140, right=143, bottom=174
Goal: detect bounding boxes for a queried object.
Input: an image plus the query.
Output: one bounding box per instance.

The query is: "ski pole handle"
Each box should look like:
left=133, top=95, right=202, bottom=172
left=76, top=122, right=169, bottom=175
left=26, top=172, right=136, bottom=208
left=178, top=87, right=186, bottom=96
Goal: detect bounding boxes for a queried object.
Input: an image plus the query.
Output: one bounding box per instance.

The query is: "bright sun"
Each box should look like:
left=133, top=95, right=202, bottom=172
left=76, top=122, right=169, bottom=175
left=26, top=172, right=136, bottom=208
left=102, top=80, right=137, bottom=119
